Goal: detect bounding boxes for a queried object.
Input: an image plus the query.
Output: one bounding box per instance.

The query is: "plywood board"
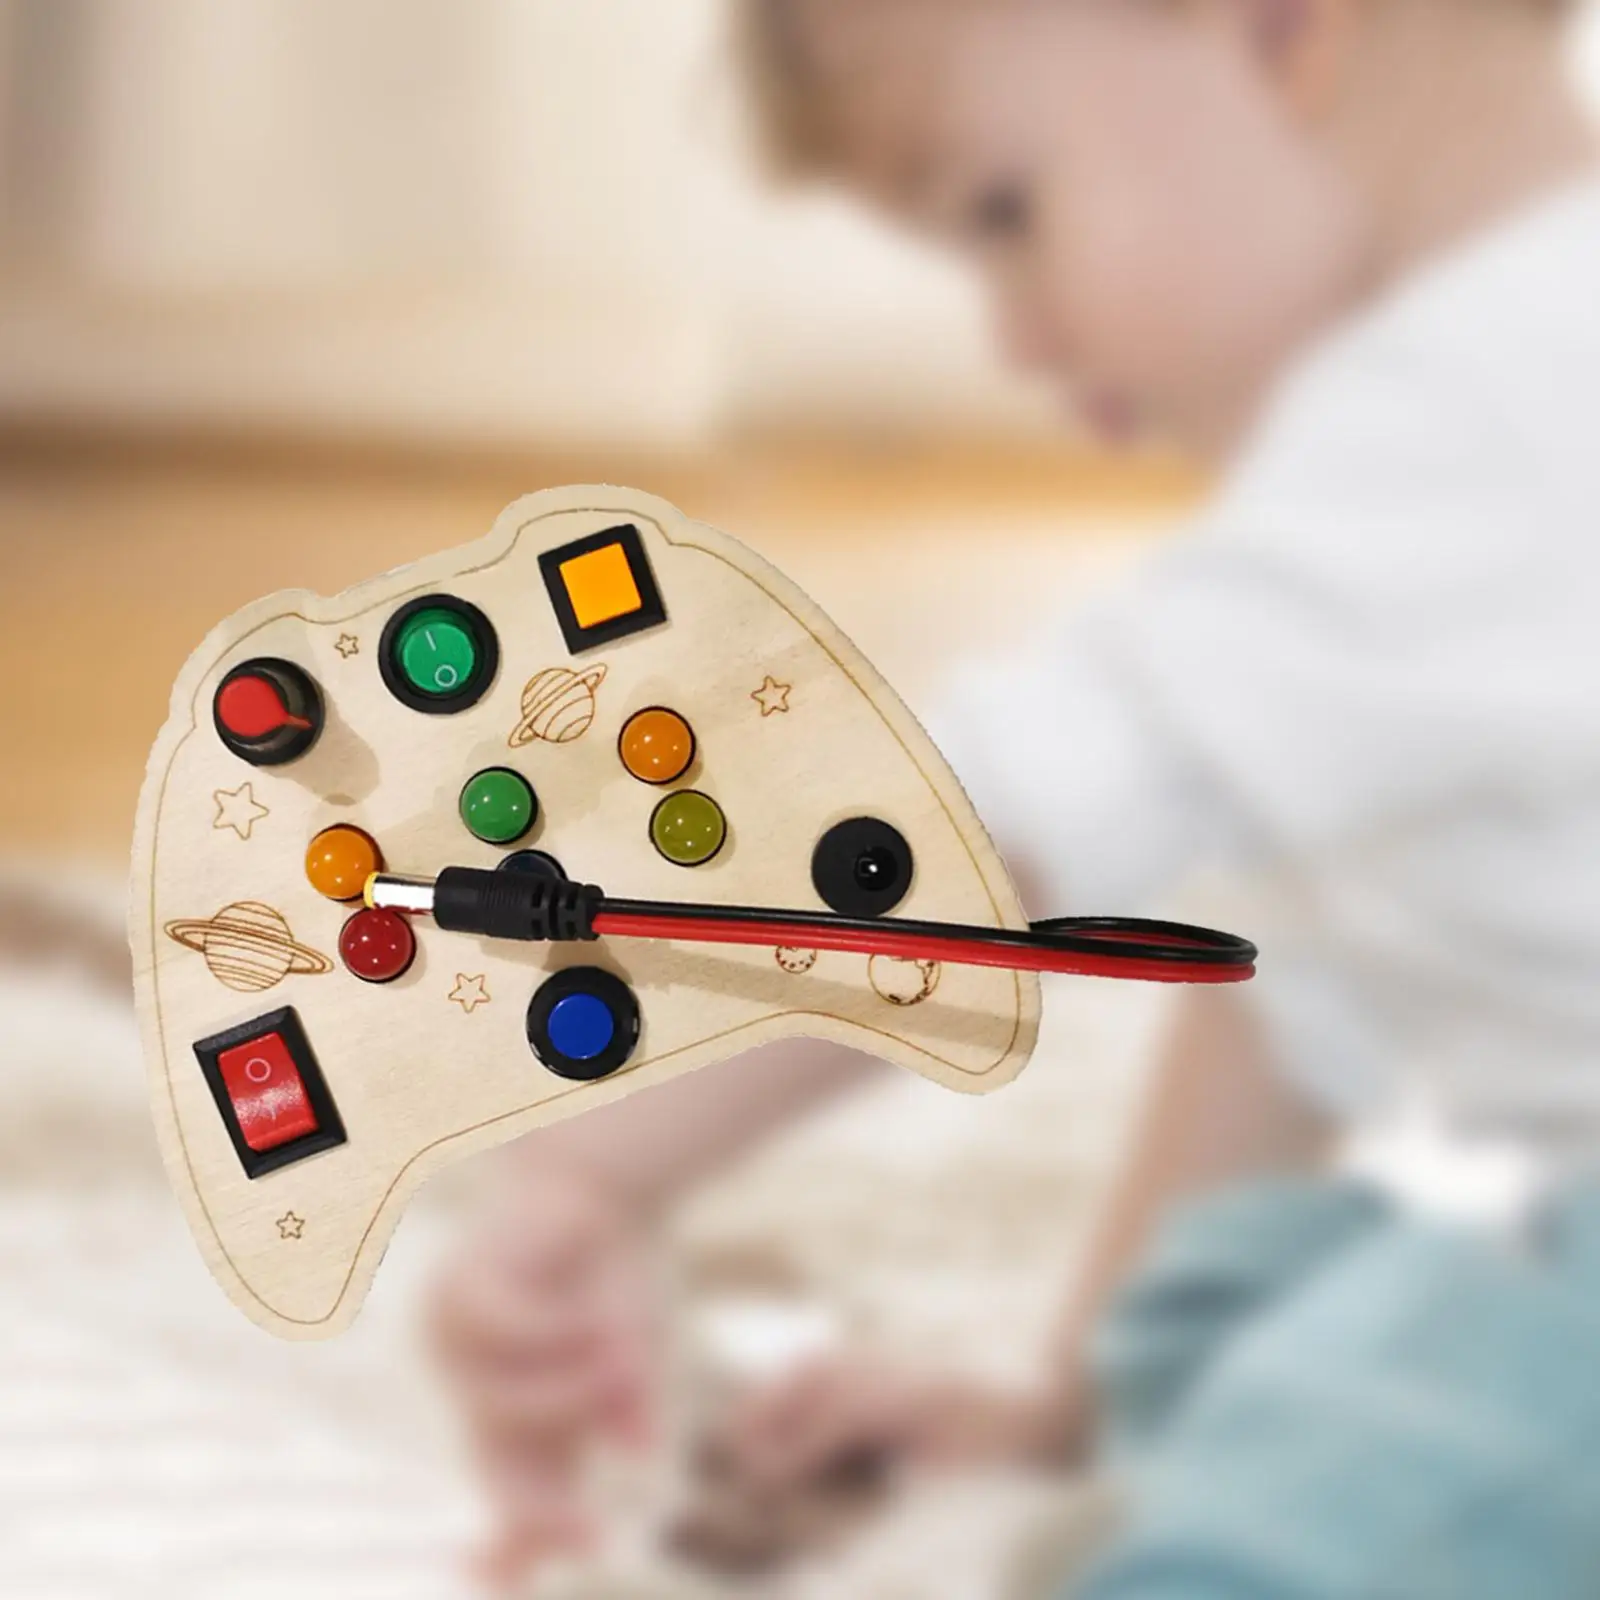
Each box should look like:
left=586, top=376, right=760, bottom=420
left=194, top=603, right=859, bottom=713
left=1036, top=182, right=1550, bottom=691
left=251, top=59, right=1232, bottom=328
left=130, top=487, right=1039, bottom=1338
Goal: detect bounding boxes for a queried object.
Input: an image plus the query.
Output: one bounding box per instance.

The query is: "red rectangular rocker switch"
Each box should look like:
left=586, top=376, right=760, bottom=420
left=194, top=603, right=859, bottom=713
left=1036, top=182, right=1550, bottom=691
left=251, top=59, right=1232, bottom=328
left=192, top=1008, right=347, bottom=1178
left=217, top=1032, right=319, bottom=1152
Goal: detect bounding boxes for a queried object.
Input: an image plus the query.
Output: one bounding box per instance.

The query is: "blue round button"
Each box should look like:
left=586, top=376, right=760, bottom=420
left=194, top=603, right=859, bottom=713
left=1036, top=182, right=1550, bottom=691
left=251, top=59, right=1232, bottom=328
left=545, top=992, right=616, bottom=1062
left=528, top=967, right=639, bottom=1081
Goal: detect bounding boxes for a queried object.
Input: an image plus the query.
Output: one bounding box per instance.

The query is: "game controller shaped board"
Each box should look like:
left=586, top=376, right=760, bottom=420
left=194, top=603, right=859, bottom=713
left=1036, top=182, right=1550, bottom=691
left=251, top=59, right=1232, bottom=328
left=131, top=486, right=1254, bottom=1339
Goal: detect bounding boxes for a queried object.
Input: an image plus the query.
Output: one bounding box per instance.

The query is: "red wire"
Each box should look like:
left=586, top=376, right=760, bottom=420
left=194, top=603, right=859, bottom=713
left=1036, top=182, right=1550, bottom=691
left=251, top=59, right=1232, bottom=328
left=592, top=911, right=1254, bottom=985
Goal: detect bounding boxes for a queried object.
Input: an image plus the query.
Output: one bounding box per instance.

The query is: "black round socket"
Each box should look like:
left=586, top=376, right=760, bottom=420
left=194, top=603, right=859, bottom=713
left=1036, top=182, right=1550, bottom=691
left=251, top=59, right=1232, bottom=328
left=811, top=817, right=915, bottom=918
left=526, top=967, right=641, bottom=1082
left=212, top=658, right=324, bottom=767
left=378, top=593, right=500, bottom=715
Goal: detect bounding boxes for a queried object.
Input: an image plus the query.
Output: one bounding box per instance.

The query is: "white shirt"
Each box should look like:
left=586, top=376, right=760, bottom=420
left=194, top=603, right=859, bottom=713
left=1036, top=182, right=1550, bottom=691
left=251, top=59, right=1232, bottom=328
left=931, top=178, right=1600, bottom=1155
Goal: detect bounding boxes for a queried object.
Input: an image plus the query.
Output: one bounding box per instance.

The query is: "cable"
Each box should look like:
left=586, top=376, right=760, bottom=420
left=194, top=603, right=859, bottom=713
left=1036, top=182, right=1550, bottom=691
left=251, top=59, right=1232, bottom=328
left=595, top=898, right=1252, bottom=983
left=594, top=911, right=1247, bottom=984
left=368, top=870, right=1257, bottom=986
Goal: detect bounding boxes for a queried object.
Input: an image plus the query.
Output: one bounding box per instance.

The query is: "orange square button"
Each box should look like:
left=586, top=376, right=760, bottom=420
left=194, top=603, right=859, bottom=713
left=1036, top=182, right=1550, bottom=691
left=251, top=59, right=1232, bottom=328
left=560, top=542, right=643, bottom=629
left=540, top=524, right=668, bottom=654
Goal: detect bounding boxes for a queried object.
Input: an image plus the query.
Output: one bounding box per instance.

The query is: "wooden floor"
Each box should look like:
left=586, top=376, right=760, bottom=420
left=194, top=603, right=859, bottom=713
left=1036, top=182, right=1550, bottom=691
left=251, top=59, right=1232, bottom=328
left=0, top=430, right=1200, bottom=865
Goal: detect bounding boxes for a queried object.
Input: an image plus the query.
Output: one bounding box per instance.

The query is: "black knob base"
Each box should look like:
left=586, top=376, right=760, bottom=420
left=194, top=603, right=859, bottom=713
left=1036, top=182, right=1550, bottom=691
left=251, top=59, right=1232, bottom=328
left=212, top=658, right=325, bottom=767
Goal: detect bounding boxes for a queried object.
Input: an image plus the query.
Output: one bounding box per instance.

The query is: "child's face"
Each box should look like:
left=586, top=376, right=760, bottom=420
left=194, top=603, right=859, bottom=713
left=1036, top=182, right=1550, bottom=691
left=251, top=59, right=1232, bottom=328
left=794, top=0, right=1366, bottom=458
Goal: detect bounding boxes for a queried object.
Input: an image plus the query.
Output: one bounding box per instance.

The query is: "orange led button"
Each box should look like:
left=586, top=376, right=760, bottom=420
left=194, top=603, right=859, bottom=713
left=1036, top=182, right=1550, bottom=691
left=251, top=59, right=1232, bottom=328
left=619, top=707, right=696, bottom=785
left=540, top=524, right=668, bottom=655
left=306, top=825, right=383, bottom=902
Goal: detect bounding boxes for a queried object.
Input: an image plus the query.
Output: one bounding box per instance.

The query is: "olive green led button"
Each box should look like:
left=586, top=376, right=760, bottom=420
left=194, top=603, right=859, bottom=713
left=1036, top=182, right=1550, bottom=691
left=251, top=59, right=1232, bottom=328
left=649, top=790, right=727, bottom=867
left=460, top=767, right=538, bottom=845
left=396, top=607, right=479, bottom=698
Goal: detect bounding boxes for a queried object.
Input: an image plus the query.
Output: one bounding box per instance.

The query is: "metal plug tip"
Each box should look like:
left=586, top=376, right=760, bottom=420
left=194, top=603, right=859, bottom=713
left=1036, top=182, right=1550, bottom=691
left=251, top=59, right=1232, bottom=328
left=368, top=873, right=438, bottom=917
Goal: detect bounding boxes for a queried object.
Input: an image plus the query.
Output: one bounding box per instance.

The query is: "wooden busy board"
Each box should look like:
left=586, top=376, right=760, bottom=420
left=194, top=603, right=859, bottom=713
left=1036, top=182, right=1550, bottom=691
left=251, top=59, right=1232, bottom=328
left=130, top=487, right=1040, bottom=1339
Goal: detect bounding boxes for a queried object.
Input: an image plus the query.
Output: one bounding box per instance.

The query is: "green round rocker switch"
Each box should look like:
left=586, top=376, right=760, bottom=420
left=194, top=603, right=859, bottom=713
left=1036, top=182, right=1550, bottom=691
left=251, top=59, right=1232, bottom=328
left=378, top=593, right=499, bottom=714
left=396, top=607, right=478, bottom=698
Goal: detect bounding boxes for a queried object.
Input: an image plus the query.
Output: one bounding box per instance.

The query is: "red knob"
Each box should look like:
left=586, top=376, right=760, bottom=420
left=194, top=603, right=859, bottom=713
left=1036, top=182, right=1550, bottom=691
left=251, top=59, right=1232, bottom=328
left=213, top=659, right=323, bottom=766
left=216, top=674, right=313, bottom=739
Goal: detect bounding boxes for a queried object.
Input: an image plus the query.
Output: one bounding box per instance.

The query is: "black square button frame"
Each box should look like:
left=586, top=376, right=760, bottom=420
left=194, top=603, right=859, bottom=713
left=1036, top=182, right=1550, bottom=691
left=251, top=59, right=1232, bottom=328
left=538, top=524, right=669, bottom=656
left=192, top=1006, right=348, bottom=1180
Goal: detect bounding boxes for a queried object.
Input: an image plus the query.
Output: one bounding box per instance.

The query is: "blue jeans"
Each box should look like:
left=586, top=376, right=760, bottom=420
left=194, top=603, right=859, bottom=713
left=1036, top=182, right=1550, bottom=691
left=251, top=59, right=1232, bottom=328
left=1068, top=1178, right=1600, bottom=1599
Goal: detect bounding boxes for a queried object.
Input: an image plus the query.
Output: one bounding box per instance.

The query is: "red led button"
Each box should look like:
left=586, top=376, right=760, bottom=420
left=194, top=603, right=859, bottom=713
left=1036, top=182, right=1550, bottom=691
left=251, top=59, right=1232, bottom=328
left=215, top=1032, right=319, bottom=1153
left=339, top=907, right=416, bottom=984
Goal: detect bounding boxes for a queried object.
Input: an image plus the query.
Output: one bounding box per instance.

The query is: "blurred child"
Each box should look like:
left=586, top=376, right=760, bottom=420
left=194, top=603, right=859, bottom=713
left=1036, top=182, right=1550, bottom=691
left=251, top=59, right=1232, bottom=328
left=433, top=0, right=1600, bottom=1591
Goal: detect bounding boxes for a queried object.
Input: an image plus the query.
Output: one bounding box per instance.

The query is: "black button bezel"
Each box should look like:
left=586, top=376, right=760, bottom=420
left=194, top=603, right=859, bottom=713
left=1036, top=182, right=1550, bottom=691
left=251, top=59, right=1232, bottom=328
left=213, top=658, right=324, bottom=767
left=192, top=1006, right=348, bottom=1179
left=378, top=593, right=500, bottom=715
left=527, top=966, right=641, bottom=1081
left=538, top=524, right=668, bottom=656
left=498, top=850, right=568, bottom=881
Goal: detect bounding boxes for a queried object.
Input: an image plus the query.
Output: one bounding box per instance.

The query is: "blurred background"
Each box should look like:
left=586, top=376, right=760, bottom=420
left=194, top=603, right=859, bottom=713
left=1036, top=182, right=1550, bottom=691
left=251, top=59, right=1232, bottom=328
left=0, top=0, right=1211, bottom=868
left=2, top=3, right=1597, bottom=1596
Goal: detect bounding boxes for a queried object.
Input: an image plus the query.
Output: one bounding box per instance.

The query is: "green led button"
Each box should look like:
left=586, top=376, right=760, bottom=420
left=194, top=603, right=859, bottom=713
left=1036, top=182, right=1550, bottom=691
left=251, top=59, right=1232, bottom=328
left=396, top=607, right=479, bottom=698
left=650, top=790, right=727, bottom=867
left=460, top=767, right=538, bottom=845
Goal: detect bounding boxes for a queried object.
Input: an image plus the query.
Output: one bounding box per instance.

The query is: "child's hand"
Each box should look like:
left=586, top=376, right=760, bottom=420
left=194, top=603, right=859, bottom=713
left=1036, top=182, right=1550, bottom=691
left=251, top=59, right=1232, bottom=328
left=714, top=1354, right=1076, bottom=1497
left=430, top=1160, right=659, bottom=1587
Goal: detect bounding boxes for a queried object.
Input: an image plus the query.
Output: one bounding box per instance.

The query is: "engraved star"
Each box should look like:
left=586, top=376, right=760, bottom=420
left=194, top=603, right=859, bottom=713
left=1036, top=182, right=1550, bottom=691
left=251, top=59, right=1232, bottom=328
left=751, top=676, right=792, bottom=717
left=276, top=1211, right=305, bottom=1240
left=335, top=633, right=360, bottom=659
left=213, top=782, right=270, bottom=841
left=449, top=973, right=491, bottom=1013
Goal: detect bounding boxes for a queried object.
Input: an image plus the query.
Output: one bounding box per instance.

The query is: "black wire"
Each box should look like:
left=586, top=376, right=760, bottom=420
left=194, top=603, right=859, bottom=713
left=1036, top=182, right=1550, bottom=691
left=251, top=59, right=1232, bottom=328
left=599, top=898, right=1257, bottom=970
left=1029, top=915, right=1257, bottom=965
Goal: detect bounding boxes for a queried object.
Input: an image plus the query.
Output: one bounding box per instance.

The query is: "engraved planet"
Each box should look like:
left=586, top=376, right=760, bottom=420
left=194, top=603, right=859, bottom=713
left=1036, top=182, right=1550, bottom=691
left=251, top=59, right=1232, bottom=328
left=868, top=955, right=941, bottom=1006
left=774, top=946, right=818, bottom=974
left=509, top=664, right=608, bottom=747
left=165, top=901, right=333, bottom=993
